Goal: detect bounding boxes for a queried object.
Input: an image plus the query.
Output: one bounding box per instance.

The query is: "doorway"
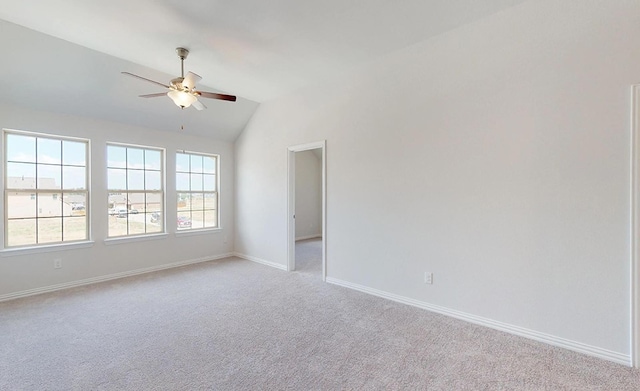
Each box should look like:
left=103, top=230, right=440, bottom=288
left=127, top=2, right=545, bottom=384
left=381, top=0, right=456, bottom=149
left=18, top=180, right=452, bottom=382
left=287, top=141, right=326, bottom=281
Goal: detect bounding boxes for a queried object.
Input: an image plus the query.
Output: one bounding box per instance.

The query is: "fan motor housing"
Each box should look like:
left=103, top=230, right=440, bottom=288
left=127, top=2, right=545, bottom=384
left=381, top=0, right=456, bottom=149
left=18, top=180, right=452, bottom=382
left=171, top=77, right=185, bottom=90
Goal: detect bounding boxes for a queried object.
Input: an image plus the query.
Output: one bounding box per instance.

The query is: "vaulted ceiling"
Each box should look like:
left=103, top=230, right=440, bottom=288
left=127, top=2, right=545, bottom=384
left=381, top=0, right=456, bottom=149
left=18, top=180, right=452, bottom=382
left=0, top=0, right=528, bottom=141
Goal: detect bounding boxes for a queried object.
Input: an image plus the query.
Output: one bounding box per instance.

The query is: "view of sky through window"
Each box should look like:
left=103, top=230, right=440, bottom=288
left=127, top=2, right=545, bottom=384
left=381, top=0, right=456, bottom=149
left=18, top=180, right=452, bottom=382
left=107, top=145, right=162, bottom=191
left=6, top=133, right=86, bottom=190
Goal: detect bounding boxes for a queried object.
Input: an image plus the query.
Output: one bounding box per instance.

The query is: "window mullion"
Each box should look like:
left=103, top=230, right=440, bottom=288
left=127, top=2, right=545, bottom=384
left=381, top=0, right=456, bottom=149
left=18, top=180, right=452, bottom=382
left=4, top=131, right=88, bottom=248
left=34, top=137, right=39, bottom=243
left=107, top=144, right=164, bottom=238
left=60, top=141, right=64, bottom=241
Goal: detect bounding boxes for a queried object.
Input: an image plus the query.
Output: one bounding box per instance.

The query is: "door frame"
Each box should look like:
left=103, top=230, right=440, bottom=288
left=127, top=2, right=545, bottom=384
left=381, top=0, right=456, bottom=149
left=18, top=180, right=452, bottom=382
left=631, top=84, right=640, bottom=367
left=287, top=140, right=327, bottom=281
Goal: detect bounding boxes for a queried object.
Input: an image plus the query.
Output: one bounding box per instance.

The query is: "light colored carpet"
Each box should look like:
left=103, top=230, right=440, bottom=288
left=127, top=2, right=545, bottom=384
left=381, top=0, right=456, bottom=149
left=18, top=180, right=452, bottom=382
left=1, top=239, right=639, bottom=390
left=294, top=238, right=323, bottom=276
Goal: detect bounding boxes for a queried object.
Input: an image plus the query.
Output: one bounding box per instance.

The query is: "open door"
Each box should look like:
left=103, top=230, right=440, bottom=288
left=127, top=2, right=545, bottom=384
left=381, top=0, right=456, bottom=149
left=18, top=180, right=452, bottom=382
left=287, top=141, right=326, bottom=281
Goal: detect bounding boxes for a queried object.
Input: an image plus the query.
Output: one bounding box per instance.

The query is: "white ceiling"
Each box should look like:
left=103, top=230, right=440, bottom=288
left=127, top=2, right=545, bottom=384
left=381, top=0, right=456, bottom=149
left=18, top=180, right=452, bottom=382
left=0, top=0, right=528, bottom=140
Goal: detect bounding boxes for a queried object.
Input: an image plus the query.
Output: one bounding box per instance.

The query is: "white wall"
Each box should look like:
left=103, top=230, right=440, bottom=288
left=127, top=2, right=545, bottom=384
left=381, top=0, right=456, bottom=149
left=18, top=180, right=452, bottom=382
left=295, top=150, right=322, bottom=240
left=235, top=0, right=640, bottom=360
left=0, top=102, right=234, bottom=298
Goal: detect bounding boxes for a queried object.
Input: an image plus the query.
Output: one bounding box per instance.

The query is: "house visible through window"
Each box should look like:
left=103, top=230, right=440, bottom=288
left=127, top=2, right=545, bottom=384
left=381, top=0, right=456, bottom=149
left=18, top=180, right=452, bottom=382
left=4, top=130, right=89, bottom=248
left=107, top=143, right=164, bottom=237
left=176, top=151, right=218, bottom=230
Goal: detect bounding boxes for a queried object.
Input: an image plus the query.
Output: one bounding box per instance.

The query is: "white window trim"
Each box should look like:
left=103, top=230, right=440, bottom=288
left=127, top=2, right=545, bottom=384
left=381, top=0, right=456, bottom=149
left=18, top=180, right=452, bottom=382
left=174, top=227, right=222, bottom=237
left=176, top=150, right=220, bottom=231
left=103, top=233, right=169, bottom=246
left=0, top=240, right=95, bottom=257
left=106, top=142, right=166, bottom=238
left=3, top=128, right=91, bottom=249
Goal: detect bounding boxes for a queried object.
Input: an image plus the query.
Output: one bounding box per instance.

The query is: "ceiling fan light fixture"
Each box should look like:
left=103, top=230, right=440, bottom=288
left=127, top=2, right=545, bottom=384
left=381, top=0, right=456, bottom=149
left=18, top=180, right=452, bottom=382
left=167, top=90, right=197, bottom=108
left=122, top=47, right=236, bottom=110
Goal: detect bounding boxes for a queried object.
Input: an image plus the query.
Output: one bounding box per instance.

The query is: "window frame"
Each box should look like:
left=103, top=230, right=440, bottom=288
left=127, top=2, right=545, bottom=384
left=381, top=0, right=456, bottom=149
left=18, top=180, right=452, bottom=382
left=176, top=150, right=220, bottom=232
left=106, top=142, right=165, bottom=238
left=3, top=128, right=90, bottom=249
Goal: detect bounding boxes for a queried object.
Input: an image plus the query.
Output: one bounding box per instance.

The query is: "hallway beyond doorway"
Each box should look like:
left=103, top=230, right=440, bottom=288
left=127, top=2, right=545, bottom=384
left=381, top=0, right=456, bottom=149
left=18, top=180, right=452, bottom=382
left=295, top=238, right=322, bottom=276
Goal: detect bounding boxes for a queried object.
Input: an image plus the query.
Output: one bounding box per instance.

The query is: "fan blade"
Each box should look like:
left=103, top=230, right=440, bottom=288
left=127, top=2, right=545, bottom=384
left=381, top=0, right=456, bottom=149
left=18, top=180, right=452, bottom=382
left=192, top=99, right=206, bottom=111
left=139, top=92, right=167, bottom=98
left=121, top=72, right=169, bottom=89
left=183, top=71, right=202, bottom=91
left=197, top=91, right=237, bottom=102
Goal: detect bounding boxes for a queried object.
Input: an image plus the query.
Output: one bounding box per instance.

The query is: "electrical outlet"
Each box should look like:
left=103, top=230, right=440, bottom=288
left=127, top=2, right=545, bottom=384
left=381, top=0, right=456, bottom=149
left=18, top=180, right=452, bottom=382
left=424, top=272, right=433, bottom=284
left=53, top=258, right=62, bottom=269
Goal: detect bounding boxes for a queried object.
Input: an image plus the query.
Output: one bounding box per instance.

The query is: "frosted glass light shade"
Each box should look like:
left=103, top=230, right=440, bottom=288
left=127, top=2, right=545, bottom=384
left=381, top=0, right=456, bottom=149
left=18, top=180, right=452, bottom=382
left=167, top=90, right=197, bottom=108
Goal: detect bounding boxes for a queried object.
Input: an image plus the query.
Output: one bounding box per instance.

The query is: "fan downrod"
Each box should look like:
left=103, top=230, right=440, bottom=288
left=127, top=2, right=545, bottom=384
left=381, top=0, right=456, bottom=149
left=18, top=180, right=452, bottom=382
left=176, top=47, right=189, bottom=78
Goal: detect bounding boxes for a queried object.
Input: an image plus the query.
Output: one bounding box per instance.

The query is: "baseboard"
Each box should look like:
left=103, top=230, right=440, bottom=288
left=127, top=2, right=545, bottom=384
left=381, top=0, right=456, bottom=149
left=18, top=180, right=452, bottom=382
left=326, top=277, right=631, bottom=367
left=295, top=234, right=322, bottom=241
left=0, top=253, right=235, bottom=303
left=233, top=252, right=287, bottom=271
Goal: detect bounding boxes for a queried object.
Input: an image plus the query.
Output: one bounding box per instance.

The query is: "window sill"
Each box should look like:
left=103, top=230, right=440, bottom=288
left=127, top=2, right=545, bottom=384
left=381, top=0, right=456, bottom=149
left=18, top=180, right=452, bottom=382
left=1, top=241, right=95, bottom=257
left=104, top=233, right=168, bottom=246
left=175, top=227, right=222, bottom=237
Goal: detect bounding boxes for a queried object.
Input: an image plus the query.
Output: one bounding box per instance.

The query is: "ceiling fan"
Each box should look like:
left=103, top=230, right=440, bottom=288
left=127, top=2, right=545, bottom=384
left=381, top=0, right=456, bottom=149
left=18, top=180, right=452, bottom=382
left=122, top=47, right=236, bottom=110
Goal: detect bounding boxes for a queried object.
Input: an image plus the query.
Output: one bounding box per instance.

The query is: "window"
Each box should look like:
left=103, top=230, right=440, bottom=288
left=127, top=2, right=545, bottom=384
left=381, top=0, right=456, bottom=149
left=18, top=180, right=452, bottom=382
left=107, top=144, right=164, bottom=237
left=176, top=151, right=218, bottom=230
left=4, top=130, right=89, bottom=248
